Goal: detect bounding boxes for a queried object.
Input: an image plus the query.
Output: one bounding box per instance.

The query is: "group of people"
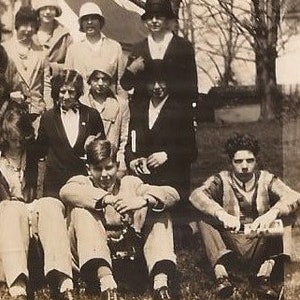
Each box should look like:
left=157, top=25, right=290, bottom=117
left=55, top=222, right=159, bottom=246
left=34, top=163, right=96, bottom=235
left=0, top=0, right=299, bottom=300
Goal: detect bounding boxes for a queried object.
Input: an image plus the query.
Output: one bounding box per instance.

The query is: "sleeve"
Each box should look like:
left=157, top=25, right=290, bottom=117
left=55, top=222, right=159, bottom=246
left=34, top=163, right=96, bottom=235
left=116, top=43, right=128, bottom=98
left=59, top=175, right=109, bottom=210
left=119, top=44, right=142, bottom=91
left=91, top=108, right=106, bottom=139
left=189, top=174, right=225, bottom=216
left=184, top=41, right=199, bottom=101
left=268, top=176, right=300, bottom=216
left=49, top=33, right=72, bottom=75
left=33, top=114, right=50, bottom=158
left=120, top=68, right=136, bottom=91
left=121, top=176, right=180, bottom=211
left=117, top=99, right=130, bottom=172
left=165, top=110, right=197, bottom=164
left=138, top=183, right=180, bottom=210
left=64, top=45, right=75, bottom=70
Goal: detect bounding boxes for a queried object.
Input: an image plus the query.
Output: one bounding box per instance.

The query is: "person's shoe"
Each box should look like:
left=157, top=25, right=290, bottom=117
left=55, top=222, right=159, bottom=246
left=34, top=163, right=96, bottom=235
left=251, top=276, right=278, bottom=300
left=153, top=286, right=172, bottom=300
left=58, top=289, right=74, bottom=300
left=100, top=289, right=119, bottom=300
left=215, top=277, right=234, bottom=298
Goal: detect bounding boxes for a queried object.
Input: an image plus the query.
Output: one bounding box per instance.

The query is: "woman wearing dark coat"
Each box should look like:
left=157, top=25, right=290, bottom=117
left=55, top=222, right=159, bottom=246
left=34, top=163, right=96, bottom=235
left=120, top=0, right=198, bottom=109
left=35, top=70, right=105, bottom=198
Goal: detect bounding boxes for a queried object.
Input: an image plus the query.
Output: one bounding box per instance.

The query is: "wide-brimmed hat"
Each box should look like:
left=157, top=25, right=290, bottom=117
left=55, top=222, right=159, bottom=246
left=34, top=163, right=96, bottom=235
left=78, top=2, right=105, bottom=32
left=141, top=0, right=175, bottom=20
left=32, top=0, right=62, bottom=17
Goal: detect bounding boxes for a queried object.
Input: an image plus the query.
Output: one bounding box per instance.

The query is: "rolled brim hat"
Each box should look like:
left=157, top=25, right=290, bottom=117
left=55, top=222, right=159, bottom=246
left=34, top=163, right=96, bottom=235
left=32, top=0, right=62, bottom=17
left=87, top=63, right=115, bottom=85
left=78, top=2, right=105, bottom=32
left=141, top=0, right=175, bottom=20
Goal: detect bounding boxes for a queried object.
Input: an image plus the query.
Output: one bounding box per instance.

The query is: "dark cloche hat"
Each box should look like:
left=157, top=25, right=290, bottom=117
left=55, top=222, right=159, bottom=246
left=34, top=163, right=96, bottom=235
left=141, top=0, right=175, bottom=20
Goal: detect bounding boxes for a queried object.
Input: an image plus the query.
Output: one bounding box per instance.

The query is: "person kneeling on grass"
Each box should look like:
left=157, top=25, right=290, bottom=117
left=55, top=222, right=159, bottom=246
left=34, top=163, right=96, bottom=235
left=60, top=136, right=180, bottom=300
left=189, top=133, right=300, bottom=299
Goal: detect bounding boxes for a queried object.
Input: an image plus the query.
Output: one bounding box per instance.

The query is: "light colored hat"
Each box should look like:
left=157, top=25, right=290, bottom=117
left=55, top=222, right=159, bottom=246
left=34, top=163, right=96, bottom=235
left=78, top=2, right=105, bottom=31
left=87, top=63, right=115, bottom=84
left=32, top=0, right=62, bottom=17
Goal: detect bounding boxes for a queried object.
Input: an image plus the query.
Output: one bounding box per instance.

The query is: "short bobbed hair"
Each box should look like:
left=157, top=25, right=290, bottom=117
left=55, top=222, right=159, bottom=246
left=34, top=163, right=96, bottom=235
left=225, top=133, right=260, bottom=160
left=85, top=136, right=117, bottom=166
left=51, top=70, right=84, bottom=104
left=15, top=7, right=39, bottom=31
left=0, top=103, right=34, bottom=152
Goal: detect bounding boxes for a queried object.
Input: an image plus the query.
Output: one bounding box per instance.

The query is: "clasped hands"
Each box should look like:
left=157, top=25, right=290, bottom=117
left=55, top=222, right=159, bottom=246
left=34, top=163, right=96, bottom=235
left=129, top=152, right=168, bottom=176
left=215, top=208, right=279, bottom=234
left=101, top=194, right=148, bottom=215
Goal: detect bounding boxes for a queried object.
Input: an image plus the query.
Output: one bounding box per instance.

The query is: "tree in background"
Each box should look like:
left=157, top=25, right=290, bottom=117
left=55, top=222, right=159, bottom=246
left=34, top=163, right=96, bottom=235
left=216, top=0, right=281, bottom=119
left=182, top=0, right=249, bottom=88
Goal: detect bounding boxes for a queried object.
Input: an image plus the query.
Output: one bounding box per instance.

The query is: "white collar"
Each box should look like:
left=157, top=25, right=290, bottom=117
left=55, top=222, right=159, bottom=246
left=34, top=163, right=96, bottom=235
left=148, top=95, right=168, bottom=129
left=148, top=31, right=173, bottom=45
left=148, top=31, right=173, bottom=59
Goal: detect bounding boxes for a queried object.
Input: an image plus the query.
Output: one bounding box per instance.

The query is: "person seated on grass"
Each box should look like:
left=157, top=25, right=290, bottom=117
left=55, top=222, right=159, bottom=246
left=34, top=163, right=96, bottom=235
left=189, top=133, right=300, bottom=300
left=81, top=66, right=130, bottom=178
left=0, top=101, right=75, bottom=300
left=60, top=137, right=180, bottom=300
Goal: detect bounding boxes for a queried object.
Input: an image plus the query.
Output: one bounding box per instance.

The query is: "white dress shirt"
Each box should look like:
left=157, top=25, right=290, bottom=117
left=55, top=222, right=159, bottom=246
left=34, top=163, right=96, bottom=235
left=60, top=109, right=80, bottom=147
left=148, top=31, right=173, bottom=59
left=148, top=96, right=168, bottom=129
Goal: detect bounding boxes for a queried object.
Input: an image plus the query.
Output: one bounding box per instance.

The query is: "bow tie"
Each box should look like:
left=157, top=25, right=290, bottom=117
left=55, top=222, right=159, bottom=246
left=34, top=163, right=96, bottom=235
left=61, top=104, right=79, bottom=114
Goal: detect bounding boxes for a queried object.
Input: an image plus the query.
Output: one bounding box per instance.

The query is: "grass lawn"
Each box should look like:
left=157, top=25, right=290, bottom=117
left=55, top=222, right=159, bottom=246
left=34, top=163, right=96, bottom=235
left=0, top=121, right=283, bottom=300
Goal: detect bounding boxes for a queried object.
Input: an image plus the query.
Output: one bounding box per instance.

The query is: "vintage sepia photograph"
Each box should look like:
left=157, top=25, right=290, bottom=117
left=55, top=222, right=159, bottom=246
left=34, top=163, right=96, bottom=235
left=0, top=0, right=299, bottom=299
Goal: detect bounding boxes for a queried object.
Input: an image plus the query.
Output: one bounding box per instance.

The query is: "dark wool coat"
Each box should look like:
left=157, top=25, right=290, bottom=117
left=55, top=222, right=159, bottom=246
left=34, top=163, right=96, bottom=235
left=125, top=96, right=197, bottom=199
left=36, top=104, right=105, bottom=198
left=120, top=35, right=198, bottom=107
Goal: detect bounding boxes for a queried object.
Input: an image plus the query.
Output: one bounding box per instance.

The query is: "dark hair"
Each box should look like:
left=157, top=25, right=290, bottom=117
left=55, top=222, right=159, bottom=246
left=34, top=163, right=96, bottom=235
left=0, top=103, right=34, bottom=152
left=15, top=6, right=39, bottom=31
left=85, top=136, right=117, bottom=166
left=225, top=133, right=260, bottom=159
left=79, top=14, right=105, bottom=32
left=51, top=69, right=84, bottom=103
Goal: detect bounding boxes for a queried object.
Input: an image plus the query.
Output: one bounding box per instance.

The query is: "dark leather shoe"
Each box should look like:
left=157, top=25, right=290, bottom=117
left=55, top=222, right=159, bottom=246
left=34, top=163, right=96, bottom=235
left=215, top=277, right=234, bottom=298
left=100, top=289, right=119, bottom=300
left=251, top=276, right=278, bottom=300
left=153, top=286, right=172, bottom=300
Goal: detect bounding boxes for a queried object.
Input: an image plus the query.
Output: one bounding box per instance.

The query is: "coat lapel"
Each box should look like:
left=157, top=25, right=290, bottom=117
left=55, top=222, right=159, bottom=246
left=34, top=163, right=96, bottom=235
left=74, top=105, right=88, bottom=149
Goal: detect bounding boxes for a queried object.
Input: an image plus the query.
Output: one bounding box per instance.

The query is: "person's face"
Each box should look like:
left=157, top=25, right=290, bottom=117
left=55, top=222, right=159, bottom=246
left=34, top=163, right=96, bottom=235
left=16, top=22, right=36, bottom=42
left=58, top=84, right=78, bottom=110
left=147, top=80, right=168, bottom=99
left=90, top=72, right=111, bottom=96
left=144, top=15, right=169, bottom=33
left=232, top=150, right=256, bottom=182
left=39, top=6, right=57, bottom=24
left=88, top=158, right=118, bottom=190
left=81, top=15, right=102, bottom=36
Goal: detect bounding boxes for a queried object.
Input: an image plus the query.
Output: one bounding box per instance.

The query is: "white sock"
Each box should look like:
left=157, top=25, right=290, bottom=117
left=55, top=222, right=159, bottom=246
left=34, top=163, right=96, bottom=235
left=100, top=274, right=117, bottom=292
left=257, top=259, right=275, bottom=278
left=59, top=277, right=74, bottom=293
left=9, top=278, right=27, bottom=297
left=214, top=264, right=229, bottom=279
left=153, top=273, right=168, bottom=290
